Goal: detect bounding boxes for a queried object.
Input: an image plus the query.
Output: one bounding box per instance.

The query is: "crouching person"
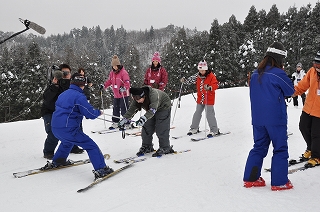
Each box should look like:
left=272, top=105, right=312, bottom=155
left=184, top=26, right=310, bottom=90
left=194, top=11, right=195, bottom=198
left=42, top=73, right=113, bottom=179
left=119, top=86, right=174, bottom=157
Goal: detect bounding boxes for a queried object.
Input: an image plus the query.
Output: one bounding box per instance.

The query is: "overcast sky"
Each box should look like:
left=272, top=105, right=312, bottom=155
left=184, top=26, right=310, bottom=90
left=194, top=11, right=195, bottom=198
left=0, top=0, right=319, bottom=37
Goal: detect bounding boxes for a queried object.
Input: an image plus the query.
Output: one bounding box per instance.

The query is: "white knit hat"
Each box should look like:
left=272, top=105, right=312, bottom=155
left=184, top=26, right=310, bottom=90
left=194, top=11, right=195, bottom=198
left=197, top=60, right=208, bottom=70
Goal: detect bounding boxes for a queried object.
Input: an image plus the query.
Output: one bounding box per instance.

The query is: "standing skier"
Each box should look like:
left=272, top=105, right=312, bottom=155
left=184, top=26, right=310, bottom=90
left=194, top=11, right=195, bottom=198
left=291, top=62, right=306, bottom=107
left=243, top=42, right=294, bottom=191
left=143, top=52, right=168, bottom=91
left=41, top=64, right=83, bottom=160
left=42, top=73, right=114, bottom=179
left=103, top=55, right=131, bottom=129
left=118, top=86, right=174, bottom=157
left=182, top=60, right=219, bottom=137
left=293, top=51, right=320, bottom=168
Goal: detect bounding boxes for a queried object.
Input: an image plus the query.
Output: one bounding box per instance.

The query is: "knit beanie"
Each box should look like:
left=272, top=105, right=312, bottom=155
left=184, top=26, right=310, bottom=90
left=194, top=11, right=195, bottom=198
left=198, top=60, right=208, bottom=71
left=130, top=87, right=145, bottom=97
left=152, top=52, right=161, bottom=63
left=265, top=42, right=287, bottom=66
left=70, top=73, right=86, bottom=87
left=296, top=62, right=302, bottom=68
left=314, top=51, right=320, bottom=64
left=111, top=55, right=121, bottom=67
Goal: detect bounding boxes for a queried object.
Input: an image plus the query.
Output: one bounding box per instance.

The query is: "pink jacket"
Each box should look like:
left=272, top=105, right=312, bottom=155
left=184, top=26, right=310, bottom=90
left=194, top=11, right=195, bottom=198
left=143, top=66, right=168, bottom=90
left=104, top=67, right=130, bottom=98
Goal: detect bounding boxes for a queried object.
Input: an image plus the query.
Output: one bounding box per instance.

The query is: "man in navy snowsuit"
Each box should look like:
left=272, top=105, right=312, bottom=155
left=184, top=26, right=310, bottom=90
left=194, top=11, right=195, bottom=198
left=243, top=42, right=295, bottom=191
left=48, top=73, right=113, bottom=179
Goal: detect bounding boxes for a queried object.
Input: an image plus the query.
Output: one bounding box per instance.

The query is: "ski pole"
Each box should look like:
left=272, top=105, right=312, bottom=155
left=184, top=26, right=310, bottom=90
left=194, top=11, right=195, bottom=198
left=96, top=117, right=113, bottom=123
left=171, top=81, right=184, bottom=125
left=100, top=89, right=106, bottom=128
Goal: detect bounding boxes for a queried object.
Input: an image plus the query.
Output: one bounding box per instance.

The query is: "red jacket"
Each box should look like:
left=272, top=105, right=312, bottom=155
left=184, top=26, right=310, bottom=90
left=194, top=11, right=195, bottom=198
left=143, top=66, right=168, bottom=90
left=196, top=72, right=219, bottom=105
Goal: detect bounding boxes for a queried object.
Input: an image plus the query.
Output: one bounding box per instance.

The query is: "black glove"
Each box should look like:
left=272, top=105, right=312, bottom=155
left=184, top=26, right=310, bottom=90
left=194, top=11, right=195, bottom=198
left=204, top=84, right=212, bottom=91
left=99, top=84, right=104, bottom=90
left=152, top=83, right=159, bottom=89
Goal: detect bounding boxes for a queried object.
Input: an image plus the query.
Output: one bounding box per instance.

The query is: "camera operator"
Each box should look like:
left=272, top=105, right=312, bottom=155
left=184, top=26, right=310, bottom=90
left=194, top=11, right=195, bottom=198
left=41, top=64, right=83, bottom=159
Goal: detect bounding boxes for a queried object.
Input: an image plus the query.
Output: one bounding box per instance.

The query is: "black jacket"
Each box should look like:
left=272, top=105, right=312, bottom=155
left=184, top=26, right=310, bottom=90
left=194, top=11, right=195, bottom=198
left=41, top=80, right=70, bottom=116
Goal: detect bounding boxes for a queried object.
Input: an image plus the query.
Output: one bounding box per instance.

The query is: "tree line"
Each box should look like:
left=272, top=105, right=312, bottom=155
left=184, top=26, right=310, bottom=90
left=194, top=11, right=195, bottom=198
left=1, top=3, right=320, bottom=123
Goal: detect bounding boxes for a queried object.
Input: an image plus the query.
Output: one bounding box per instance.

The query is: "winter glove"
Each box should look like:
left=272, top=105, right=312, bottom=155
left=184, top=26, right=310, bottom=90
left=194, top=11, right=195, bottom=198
left=135, top=116, right=147, bottom=126
left=118, top=118, right=129, bottom=129
left=152, top=83, right=159, bottom=89
left=99, top=84, right=104, bottom=90
left=204, top=84, right=212, bottom=91
left=119, top=87, right=126, bottom=92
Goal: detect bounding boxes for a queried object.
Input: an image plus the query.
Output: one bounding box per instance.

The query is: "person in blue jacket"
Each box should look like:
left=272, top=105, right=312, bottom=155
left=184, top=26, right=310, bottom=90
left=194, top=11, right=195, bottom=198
left=42, top=73, right=113, bottom=179
left=243, top=42, right=295, bottom=191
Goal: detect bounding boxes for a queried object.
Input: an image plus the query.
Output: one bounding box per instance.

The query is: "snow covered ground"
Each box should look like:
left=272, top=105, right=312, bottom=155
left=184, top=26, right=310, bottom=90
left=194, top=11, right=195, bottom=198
left=0, top=87, right=318, bottom=211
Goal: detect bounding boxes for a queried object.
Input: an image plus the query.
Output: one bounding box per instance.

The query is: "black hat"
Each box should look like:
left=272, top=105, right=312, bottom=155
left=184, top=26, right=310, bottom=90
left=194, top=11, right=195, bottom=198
left=314, top=51, right=320, bottom=64
left=70, top=73, right=86, bottom=86
left=265, top=42, right=287, bottom=66
left=130, top=87, right=145, bottom=100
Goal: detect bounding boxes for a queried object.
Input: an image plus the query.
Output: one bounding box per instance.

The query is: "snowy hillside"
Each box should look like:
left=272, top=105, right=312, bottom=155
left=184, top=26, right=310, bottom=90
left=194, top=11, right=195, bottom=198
left=0, top=87, right=318, bottom=212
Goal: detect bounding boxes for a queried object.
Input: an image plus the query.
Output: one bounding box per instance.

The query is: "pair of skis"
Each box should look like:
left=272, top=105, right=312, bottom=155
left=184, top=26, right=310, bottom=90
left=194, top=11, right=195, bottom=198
left=264, top=158, right=317, bottom=174
left=113, top=149, right=191, bottom=164
left=13, top=154, right=111, bottom=178
left=172, top=131, right=231, bottom=141
left=12, top=154, right=134, bottom=193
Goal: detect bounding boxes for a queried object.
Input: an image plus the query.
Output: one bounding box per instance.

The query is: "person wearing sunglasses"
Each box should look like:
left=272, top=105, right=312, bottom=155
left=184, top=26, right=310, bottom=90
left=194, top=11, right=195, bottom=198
left=293, top=51, right=320, bottom=168
left=118, top=86, right=174, bottom=157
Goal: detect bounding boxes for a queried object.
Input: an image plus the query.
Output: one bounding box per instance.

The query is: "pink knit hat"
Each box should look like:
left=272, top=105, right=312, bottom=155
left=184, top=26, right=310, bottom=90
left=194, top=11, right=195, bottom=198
left=152, top=52, right=161, bottom=63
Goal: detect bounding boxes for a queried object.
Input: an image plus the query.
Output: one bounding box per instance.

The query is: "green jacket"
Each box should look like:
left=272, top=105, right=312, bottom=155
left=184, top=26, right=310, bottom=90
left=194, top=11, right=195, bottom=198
left=124, top=86, right=171, bottom=120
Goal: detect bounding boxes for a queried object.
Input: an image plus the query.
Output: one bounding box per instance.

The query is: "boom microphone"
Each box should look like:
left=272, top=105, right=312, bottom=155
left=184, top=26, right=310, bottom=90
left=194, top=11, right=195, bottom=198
left=20, top=18, right=46, bottom=35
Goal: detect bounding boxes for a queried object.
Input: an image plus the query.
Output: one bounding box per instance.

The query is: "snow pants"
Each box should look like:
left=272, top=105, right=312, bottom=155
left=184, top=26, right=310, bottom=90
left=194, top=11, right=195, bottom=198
left=299, top=111, right=320, bottom=158
left=243, top=125, right=289, bottom=186
left=190, top=104, right=218, bottom=133
left=112, top=96, right=129, bottom=123
left=141, top=108, right=171, bottom=149
left=43, top=114, right=59, bottom=155
left=52, top=126, right=107, bottom=170
left=292, top=93, right=306, bottom=106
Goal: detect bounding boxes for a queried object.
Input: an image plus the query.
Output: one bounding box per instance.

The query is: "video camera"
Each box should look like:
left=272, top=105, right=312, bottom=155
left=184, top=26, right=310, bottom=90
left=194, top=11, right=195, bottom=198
left=50, top=65, right=70, bottom=90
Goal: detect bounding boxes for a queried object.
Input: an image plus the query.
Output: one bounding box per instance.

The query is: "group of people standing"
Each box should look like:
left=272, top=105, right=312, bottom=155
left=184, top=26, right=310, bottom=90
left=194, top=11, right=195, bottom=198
left=39, top=49, right=222, bottom=180
left=42, top=42, right=320, bottom=192
left=243, top=41, right=320, bottom=191
left=40, top=51, right=184, bottom=179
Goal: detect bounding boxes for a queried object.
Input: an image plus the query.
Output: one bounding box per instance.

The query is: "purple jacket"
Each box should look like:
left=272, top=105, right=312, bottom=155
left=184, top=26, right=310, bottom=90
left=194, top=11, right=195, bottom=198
left=104, top=67, right=131, bottom=98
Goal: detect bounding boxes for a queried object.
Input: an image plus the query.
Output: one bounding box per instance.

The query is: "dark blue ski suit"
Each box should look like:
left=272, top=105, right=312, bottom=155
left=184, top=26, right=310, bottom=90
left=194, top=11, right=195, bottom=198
left=51, top=84, right=106, bottom=170
left=243, top=65, right=294, bottom=186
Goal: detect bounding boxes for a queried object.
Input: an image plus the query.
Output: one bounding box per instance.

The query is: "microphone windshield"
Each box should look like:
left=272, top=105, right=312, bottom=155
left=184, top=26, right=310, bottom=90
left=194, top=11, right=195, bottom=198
left=22, top=19, right=46, bottom=35
left=28, top=21, right=46, bottom=35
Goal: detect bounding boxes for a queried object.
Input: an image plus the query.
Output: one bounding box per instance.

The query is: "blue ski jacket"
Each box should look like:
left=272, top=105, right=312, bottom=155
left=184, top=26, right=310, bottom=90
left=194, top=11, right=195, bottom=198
left=52, top=84, right=101, bottom=128
left=250, top=65, right=294, bottom=126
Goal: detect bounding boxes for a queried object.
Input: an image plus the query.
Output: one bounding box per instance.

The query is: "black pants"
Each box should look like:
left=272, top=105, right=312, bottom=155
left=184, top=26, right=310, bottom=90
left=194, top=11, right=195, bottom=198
left=293, top=93, right=306, bottom=106
left=299, top=111, right=320, bottom=158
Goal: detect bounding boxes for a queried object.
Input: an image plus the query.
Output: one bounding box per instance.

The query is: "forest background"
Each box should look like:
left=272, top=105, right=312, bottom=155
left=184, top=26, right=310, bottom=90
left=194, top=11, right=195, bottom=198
left=1, top=3, right=320, bottom=123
